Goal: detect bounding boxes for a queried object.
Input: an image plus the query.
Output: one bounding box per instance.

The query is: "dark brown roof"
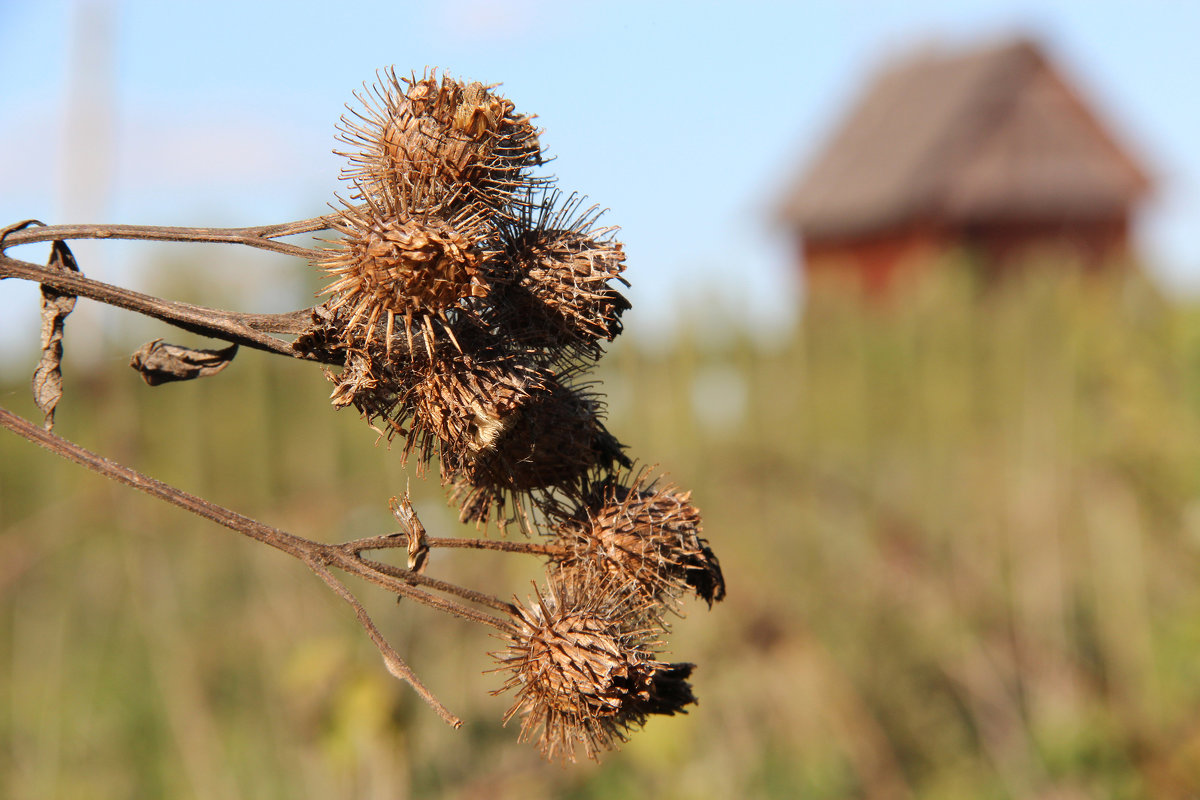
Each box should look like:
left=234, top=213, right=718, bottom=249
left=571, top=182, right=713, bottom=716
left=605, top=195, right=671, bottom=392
left=779, top=37, right=1152, bottom=240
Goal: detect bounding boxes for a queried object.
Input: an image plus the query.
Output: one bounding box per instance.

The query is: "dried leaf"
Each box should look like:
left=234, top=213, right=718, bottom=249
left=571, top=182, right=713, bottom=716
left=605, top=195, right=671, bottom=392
left=31, top=240, right=80, bottom=431
left=389, top=494, right=430, bottom=575
left=129, top=339, right=238, bottom=386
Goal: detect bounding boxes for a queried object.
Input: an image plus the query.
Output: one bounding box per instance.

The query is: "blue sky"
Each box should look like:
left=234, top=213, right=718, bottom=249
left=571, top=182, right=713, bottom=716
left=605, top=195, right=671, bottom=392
left=1, top=0, right=1198, bottom=361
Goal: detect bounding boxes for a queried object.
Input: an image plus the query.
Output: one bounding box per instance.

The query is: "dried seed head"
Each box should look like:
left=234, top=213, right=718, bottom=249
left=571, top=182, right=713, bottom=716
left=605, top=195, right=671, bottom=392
left=403, top=351, right=544, bottom=470
left=551, top=471, right=726, bottom=610
left=490, top=193, right=630, bottom=355
left=337, top=68, right=543, bottom=217
left=468, top=379, right=626, bottom=488
left=493, top=574, right=697, bottom=762
left=318, top=192, right=490, bottom=351
left=449, top=377, right=631, bottom=529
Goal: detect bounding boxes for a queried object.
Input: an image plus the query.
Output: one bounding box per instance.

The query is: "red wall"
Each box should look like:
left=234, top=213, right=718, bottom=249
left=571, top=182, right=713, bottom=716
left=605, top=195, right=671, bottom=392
left=800, top=216, right=1133, bottom=298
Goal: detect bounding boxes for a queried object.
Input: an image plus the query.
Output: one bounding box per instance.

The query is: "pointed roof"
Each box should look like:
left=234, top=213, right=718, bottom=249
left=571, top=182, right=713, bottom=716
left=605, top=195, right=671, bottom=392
left=779, top=37, right=1152, bottom=240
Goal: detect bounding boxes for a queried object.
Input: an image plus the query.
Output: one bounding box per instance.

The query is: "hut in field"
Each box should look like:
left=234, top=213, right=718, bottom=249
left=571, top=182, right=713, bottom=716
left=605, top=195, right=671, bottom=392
left=778, top=37, right=1152, bottom=296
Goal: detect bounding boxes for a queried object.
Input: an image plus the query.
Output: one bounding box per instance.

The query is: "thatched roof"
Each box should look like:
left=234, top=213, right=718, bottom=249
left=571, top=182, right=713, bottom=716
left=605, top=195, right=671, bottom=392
left=779, top=37, right=1152, bottom=240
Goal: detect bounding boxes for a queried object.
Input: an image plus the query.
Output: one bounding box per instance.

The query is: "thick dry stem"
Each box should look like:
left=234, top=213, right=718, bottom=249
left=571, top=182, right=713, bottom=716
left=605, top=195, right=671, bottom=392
left=1, top=253, right=316, bottom=358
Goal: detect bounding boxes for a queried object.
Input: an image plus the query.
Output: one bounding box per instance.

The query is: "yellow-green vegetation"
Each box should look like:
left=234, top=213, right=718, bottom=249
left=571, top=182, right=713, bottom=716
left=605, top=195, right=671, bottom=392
left=3, top=265, right=1200, bottom=798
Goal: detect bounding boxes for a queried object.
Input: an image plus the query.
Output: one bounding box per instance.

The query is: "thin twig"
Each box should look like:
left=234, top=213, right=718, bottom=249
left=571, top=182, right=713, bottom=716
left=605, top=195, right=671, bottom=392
left=325, top=549, right=512, bottom=631
left=0, top=216, right=337, bottom=259
left=346, top=531, right=562, bottom=557
left=304, top=557, right=463, bottom=728
left=352, top=552, right=516, bottom=614
left=0, top=405, right=311, bottom=557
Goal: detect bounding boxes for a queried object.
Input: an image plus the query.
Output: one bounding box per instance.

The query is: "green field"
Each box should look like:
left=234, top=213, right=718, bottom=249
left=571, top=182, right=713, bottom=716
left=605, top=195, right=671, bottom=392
left=3, top=266, right=1200, bottom=798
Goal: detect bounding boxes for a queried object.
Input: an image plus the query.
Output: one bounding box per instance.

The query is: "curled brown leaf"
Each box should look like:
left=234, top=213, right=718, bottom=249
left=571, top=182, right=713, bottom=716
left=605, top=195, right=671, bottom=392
left=32, top=240, right=80, bottom=430
left=129, top=339, right=238, bottom=386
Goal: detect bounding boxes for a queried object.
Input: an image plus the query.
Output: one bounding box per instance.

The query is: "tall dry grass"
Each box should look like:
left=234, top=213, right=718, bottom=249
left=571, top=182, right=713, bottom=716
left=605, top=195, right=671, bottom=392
left=3, top=264, right=1200, bottom=798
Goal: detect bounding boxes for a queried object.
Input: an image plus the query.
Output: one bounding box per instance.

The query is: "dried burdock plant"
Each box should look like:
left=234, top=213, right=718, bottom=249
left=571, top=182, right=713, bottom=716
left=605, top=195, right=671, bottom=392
left=0, top=67, right=724, bottom=761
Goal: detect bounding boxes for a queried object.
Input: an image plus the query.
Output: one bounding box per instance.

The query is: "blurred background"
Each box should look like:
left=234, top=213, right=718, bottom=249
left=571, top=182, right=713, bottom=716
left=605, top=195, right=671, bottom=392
left=3, top=1, right=1200, bottom=797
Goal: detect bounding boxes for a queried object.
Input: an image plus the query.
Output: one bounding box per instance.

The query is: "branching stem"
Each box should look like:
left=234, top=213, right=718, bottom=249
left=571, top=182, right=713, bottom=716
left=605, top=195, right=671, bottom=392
left=0, top=404, right=515, bottom=724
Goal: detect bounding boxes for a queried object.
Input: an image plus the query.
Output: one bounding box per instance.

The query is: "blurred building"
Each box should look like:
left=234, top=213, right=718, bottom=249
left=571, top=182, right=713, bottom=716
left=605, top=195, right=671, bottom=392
left=779, top=37, right=1152, bottom=296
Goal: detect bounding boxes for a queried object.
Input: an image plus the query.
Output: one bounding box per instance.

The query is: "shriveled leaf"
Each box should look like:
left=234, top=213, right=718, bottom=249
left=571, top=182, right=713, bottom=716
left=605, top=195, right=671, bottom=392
left=31, top=239, right=80, bottom=431
left=388, top=494, right=430, bottom=604
left=129, top=339, right=238, bottom=386
left=389, top=493, right=430, bottom=572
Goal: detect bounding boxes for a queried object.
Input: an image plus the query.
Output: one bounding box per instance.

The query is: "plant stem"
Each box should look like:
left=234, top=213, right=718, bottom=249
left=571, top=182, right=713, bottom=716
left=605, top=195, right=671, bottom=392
left=0, top=253, right=317, bottom=359
left=304, top=558, right=463, bottom=728
left=0, top=405, right=311, bottom=556
left=346, top=532, right=562, bottom=557
left=353, top=553, right=516, bottom=615
left=0, top=406, right=502, bottom=620
left=1, top=216, right=337, bottom=259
